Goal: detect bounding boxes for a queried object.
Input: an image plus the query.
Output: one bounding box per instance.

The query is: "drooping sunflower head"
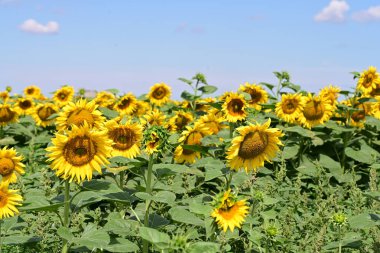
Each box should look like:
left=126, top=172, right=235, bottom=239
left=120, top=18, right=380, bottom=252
left=371, top=98, right=380, bottom=119
left=31, top=102, right=59, bottom=127
left=23, top=85, right=41, bottom=99
left=197, top=113, right=226, bottom=135
left=143, top=125, right=170, bottom=155
left=0, top=147, right=25, bottom=185
left=357, top=66, right=380, bottom=94
left=174, top=123, right=211, bottom=164
left=114, top=93, right=138, bottom=115
left=53, top=86, right=75, bottom=107
left=167, top=111, right=194, bottom=132
left=239, top=82, right=268, bottom=110
left=94, top=91, right=116, bottom=108
left=56, top=99, right=105, bottom=131
left=211, top=189, right=249, bottom=233
left=348, top=101, right=369, bottom=128
left=142, top=109, right=166, bottom=127
left=298, top=94, right=333, bottom=129
left=132, top=101, right=150, bottom=117
left=0, top=91, right=9, bottom=103
left=226, top=119, right=283, bottom=172
left=369, top=83, right=380, bottom=97
left=222, top=93, right=247, bottom=123
left=14, top=97, right=34, bottom=116
left=105, top=118, right=143, bottom=159
left=275, top=93, right=304, bottom=124
left=319, top=85, right=340, bottom=107
left=147, top=83, right=172, bottom=106
left=0, top=104, right=18, bottom=126
left=46, top=123, right=112, bottom=183
left=0, top=183, right=23, bottom=219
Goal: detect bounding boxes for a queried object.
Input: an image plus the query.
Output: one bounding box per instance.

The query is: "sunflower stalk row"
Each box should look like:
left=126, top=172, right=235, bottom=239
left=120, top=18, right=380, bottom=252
left=0, top=67, right=379, bottom=252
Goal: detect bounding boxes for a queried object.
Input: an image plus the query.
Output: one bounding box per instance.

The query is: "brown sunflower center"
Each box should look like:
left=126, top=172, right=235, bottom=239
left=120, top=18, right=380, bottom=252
left=0, top=191, right=8, bottom=208
left=109, top=127, right=136, bottom=151
left=37, top=106, right=56, bottom=121
left=183, top=132, right=203, bottom=155
left=19, top=100, right=32, bottom=110
left=370, top=85, right=380, bottom=97
left=26, top=88, right=35, bottom=95
left=238, top=131, right=268, bottom=159
left=67, top=109, right=95, bottom=127
left=118, top=98, right=132, bottom=109
left=249, top=91, right=262, bottom=103
left=303, top=100, right=324, bottom=121
left=58, top=92, right=68, bottom=100
left=0, top=158, right=14, bottom=176
left=63, top=136, right=97, bottom=166
left=0, top=107, right=16, bottom=123
left=282, top=99, right=297, bottom=114
left=152, top=87, right=167, bottom=100
left=175, top=115, right=191, bottom=131
left=363, top=74, right=374, bottom=88
left=227, top=99, right=244, bottom=115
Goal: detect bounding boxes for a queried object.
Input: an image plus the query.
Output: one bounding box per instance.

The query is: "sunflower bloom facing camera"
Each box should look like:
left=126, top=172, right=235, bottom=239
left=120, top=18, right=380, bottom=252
left=226, top=119, right=283, bottom=172
left=239, top=83, right=268, bottom=111
left=0, top=104, right=18, bottom=126
left=222, top=93, right=247, bottom=123
left=0, top=183, right=23, bottom=219
left=0, top=147, right=25, bottom=185
left=211, top=189, right=249, bottom=233
left=357, top=66, right=380, bottom=95
left=23, top=85, right=41, bottom=99
left=298, top=94, right=333, bottom=129
left=275, top=93, right=304, bottom=124
left=53, top=86, right=75, bottom=107
left=32, top=102, right=59, bottom=127
left=113, top=93, right=138, bottom=115
left=46, top=123, right=112, bottom=183
left=147, top=83, right=172, bottom=106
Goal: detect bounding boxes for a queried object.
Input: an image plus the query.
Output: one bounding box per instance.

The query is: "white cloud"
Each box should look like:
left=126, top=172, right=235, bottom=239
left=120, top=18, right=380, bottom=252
left=19, top=19, right=59, bottom=34
left=352, top=6, right=380, bottom=22
left=314, top=0, right=350, bottom=22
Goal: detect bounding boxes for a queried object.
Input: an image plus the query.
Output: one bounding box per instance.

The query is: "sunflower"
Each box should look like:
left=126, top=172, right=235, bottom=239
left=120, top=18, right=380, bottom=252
left=167, top=111, right=194, bottom=132
left=348, top=101, right=370, bottom=128
left=298, top=94, right=333, bottom=129
left=275, top=93, right=304, bottom=124
left=226, top=119, right=283, bottom=172
left=211, top=189, right=249, bottom=233
left=239, top=83, right=268, bottom=110
left=132, top=101, right=150, bottom=117
left=197, top=113, right=225, bottom=135
left=0, top=91, right=9, bottom=102
left=143, top=125, right=170, bottom=155
left=142, top=109, right=166, bottom=127
left=56, top=99, right=105, bottom=131
left=94, top=91, right=116, bottom=108
left=222, top=93, right=247, bottom=123
left=23, top=85, right=41, bottom=99
left=371, top=98, right=380, bottom=119
left=0, top=183, right=23, bottom=219
left=31, top=102, right=59, bottom=127
left=46, top=123, right=112, bottom=183
left=0, top=104, right=18, bottom=126
left=357, top=66, right=380, bottom=94
left=53, top=86, right=75, bottom=107
left=106, top=119, right=143, bottom=158
left=319, top=85, right=340, bottom=107
left=0, top=147, right=25, bottom=185
left=14, top=97, right=34, bottom=116
left=369, top=83, right=380, bottom=97
left=174, top=123, right=211, bottom=164
left=147, top=83, right=171, bottom=106
left=114, top=93, right=138, bottom=115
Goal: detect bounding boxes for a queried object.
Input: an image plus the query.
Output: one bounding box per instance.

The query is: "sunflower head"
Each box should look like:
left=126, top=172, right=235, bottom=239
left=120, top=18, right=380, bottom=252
left=0, top=91, right=9, bottom=102
left=0, top=104, right=18, bottom=126
left=298, top=94, right=333, bottom=129
left=46, top=123, right=112, bottom=183
left=143, top=125, right=170, bottom=155
left=132, top=101, right=150, bottom=116
left=0, top=147, right=25, bottom=185
left=357, top=66, right=380, bottom=94
left=197, top=113, right=226, bottom=135
left=226, top=119, right=283, bottom=172
left=239, top=83, right=268, bottom=110
left=94, top=91, right=116, bottom=108
left=211, top=189, right=249, bottom=232
left=167, top=111, right=194, bottom=132
left=14, top=97, right=34, bottom=116
left=147, top=83, right=172, bottom=106
left=114, top=93, right=137, bottom=115
left=106, top=118, right=143, bottom=158
left=141, top=109, right=166, bottom=127
left=222, top=93, right=247, bottom=123
left=275, top=93, right=304, bottom=124
left=53, top=86, right=75, bottom=107
left=319, top=85, right=340, bottom=106
left=371, top=98, right=380, bottom=119
left=31, top=102, right=58, bottom=127
left=56, top=99, right=105, bottom=131
left=23, top=85, right=41, bottom=99
left=0, top=183, right=23, bottom=219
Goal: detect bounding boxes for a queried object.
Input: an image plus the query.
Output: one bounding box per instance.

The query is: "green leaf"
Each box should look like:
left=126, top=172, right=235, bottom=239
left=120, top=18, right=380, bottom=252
left=282, top=145, right=299, bottom=159
left=198, top=85, right=217, bottom=94
left=0, top=136, right=17, bottom=146
left=103, top=213, right=133, bottom=237
left=349, top=213, right=379, bottom=229
left=104, top=238, right=139, bottom=252
left=181, top=91, right=197, bottom=101
left=189, top=202, right=213, bottom=216
left=345, top=147, right=373, bottom=164
left=259, top=82, right=275, bottom=90
left=98, top=107, right=119, bottom=119
left=178, top=77, right=193, bottom=85
left=169, top=206, right=204, bottom=226
left=153, top=191, right=176, bottom=204
left=72, top=225, right=110, bottom=250
left=57, top=227, right=74, bottom=242
left=188, top=242, right=220, bottom=253
left=139, top=227, right=170, bottom=249
left=2, top=236, right=41, bottom=245
left=205, top=168, right=223, bottom=181
left=318, top=154, right=343, bottom=175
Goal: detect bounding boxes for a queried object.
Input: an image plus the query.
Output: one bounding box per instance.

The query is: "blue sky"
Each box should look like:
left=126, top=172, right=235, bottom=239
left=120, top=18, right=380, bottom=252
left=1, top=0, right=380, bottom=97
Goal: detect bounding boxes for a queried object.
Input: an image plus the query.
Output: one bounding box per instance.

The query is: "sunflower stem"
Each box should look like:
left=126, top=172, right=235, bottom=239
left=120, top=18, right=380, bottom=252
left=226, top=172, right=233, bottom=190
left=62, top=180, right=70, bottom=253
left=338, top=225, right=342, bottom=253
left=143, top=154, right=155, bottom=253
left=119, top=171, right=125, bottom=190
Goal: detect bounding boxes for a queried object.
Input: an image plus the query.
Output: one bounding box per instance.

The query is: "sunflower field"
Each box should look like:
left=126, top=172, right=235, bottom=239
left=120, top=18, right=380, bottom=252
left=0, top=67, right=380, bottom=253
